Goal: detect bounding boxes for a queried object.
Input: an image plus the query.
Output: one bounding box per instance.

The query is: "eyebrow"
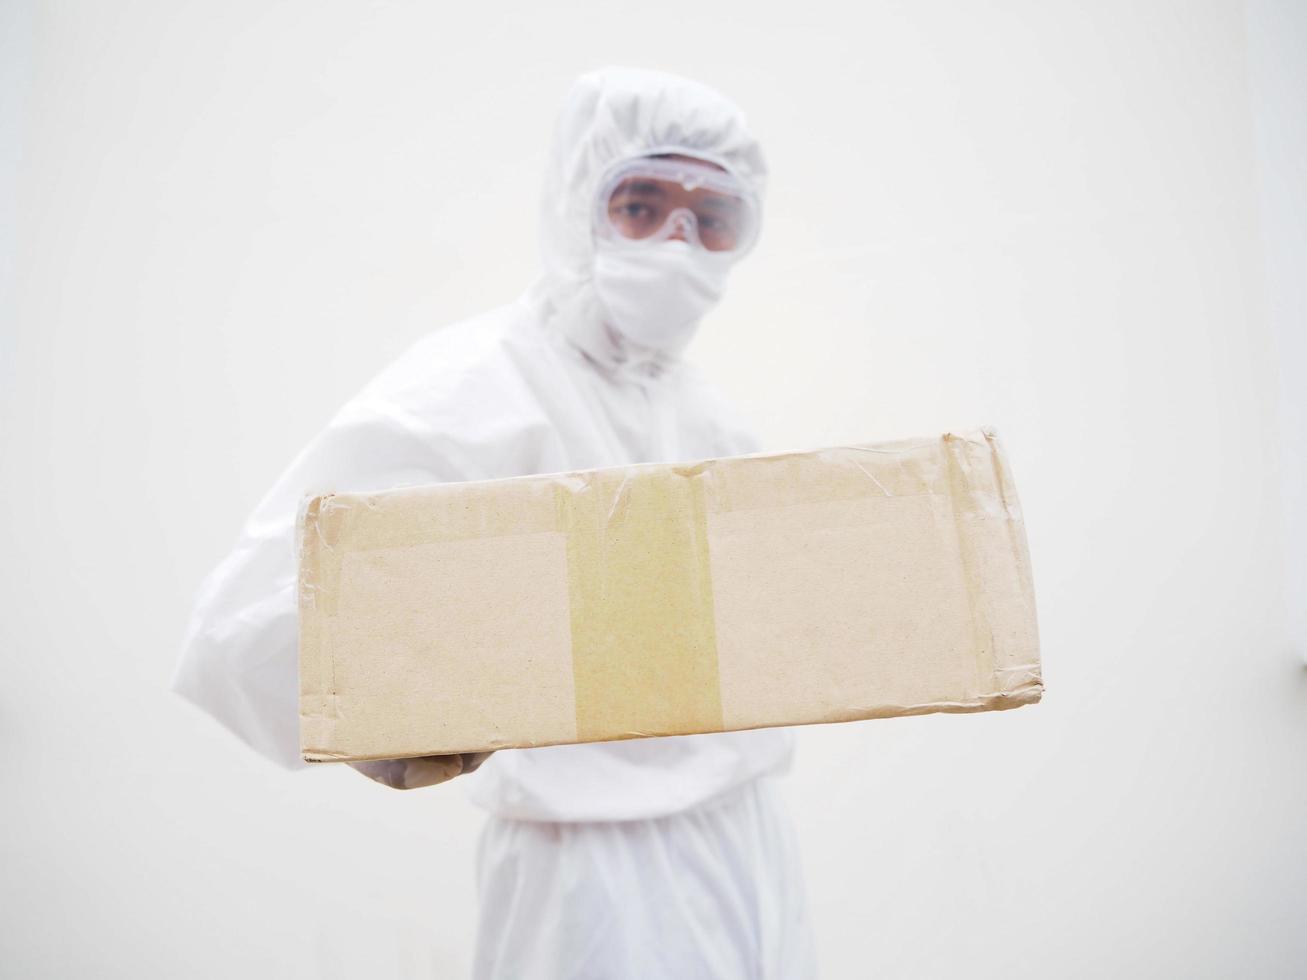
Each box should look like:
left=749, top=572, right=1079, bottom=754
left=612, top=181, right=667, bottom=197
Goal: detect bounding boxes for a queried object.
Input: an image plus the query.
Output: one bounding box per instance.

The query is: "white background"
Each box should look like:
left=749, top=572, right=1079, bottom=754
left=2, top=1, right=1303, bottom=977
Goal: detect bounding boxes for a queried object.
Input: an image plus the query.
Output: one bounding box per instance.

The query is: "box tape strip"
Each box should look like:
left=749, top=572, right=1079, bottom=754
left=556, top=467, right=724, bottom=741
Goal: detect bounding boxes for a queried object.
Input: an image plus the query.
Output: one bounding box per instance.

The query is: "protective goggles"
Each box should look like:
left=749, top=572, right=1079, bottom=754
left=594, top=157, right=759, bottom=255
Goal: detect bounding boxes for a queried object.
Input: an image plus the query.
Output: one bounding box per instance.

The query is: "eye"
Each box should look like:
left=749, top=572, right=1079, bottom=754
left=615, top=202, right=655, bottom=220
left=607, top=194, right=666, bottom=239
left=693, top=196, right=743, bottom=236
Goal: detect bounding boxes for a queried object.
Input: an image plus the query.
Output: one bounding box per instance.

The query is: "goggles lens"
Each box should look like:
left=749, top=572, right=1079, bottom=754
left=597, top=157, right=757, bottom=254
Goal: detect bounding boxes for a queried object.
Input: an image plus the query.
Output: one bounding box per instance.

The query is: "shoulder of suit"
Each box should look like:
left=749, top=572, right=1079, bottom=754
left=350, top=303, right=551, bottom=417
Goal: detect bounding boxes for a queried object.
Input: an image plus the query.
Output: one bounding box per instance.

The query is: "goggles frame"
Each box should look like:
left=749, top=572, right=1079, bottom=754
left=592, top=156, right=760, bottom=257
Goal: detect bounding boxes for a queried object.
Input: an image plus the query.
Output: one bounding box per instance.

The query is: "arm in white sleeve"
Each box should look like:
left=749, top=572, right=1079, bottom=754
left=172, top=399, right=467, bottom=770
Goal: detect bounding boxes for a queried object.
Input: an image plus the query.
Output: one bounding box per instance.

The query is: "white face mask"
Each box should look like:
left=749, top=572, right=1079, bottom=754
left=592, top=238, right=734, bottom=353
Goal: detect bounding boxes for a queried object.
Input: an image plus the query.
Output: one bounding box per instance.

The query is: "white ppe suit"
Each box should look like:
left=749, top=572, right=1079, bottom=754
left=174, top=66, right=817, bottom=978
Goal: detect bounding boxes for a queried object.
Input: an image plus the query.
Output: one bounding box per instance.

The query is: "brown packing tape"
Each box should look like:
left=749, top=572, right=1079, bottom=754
left=558, top=468, right=724, bottom=741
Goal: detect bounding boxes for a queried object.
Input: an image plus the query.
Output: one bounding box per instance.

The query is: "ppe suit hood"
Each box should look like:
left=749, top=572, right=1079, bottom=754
left=528, top=67, right=766, bottom=376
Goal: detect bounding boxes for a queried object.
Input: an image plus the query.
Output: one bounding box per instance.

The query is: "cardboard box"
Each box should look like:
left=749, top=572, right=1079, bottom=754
left=298, top=426, right=1042, bottom=763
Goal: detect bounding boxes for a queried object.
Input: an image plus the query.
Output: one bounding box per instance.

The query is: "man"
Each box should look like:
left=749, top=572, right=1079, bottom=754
left=174, top=66, right=817, bottom=978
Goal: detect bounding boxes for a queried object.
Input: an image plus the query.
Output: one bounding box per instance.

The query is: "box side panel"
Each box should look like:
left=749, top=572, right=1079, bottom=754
left=300, top=484, right=577, bottom=761
left=708, top=431, right=1041, bottom=731
left=709, top=494, right=983, bottom=728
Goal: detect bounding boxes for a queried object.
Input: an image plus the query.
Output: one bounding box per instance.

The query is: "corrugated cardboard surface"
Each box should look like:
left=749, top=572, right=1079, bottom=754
left=298, top=427, right=1042, bottom=763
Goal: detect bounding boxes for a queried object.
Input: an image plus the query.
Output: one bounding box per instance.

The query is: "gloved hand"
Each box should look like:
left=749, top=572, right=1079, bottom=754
left=348, top=752, right=493, bottom=790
